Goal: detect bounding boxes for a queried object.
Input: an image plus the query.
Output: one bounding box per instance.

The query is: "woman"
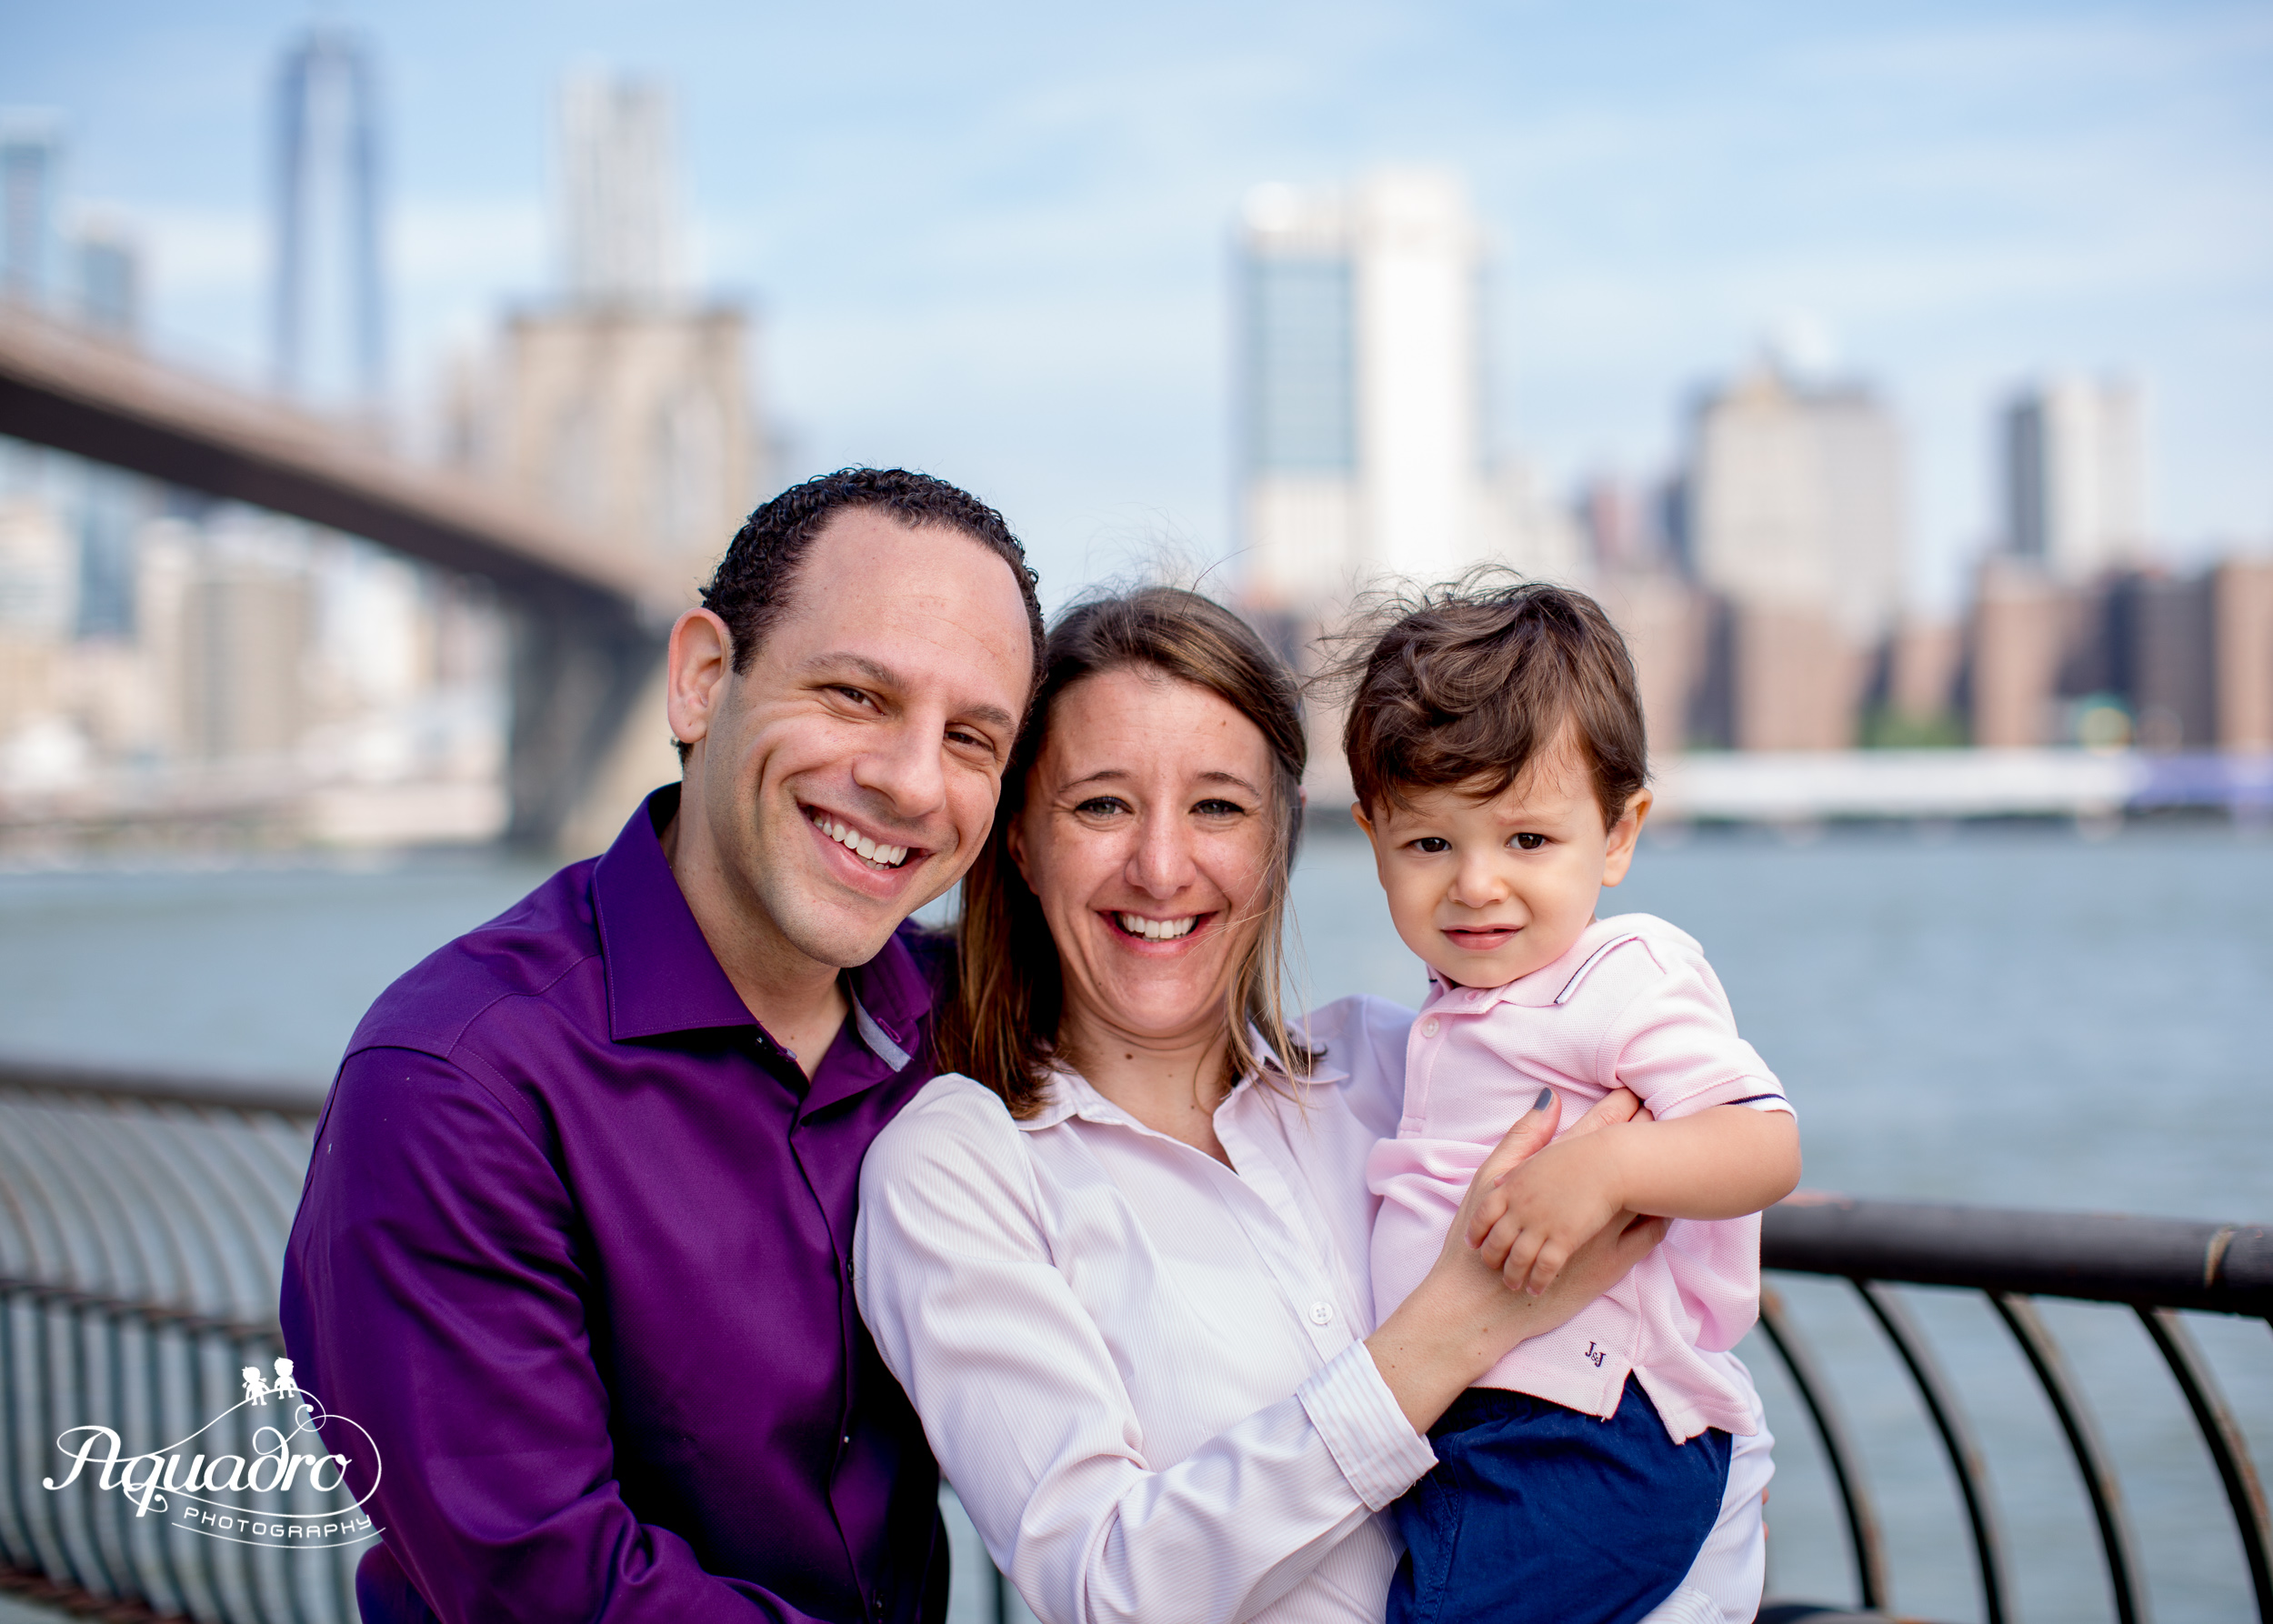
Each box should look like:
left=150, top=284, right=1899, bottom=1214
left=854, top=588, right=1769, bottom=1624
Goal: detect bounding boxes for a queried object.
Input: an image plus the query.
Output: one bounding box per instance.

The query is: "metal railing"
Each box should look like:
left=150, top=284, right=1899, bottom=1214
left=0, top=1065, right=353, bottom=1622
left=5, top=1066, right=2268, bottom=1623
left=1757, top=1193, right=2273, bottom=1624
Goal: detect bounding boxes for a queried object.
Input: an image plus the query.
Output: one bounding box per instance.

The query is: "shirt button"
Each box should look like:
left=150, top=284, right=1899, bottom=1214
left=1307, top=1300, right=1334, bottom=1326
left=1422, top=1018, right=1440, bottom=1038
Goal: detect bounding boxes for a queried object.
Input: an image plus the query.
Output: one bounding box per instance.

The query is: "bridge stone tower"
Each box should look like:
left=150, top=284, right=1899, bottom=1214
left=449, top=71, right=769, bottom=851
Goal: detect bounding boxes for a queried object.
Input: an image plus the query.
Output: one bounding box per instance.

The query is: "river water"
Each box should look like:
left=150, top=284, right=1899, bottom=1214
left=1, top=821, right=2268, bottom=1621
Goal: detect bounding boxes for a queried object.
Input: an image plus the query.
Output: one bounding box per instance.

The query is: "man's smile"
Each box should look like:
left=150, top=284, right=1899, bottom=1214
left=802, top=804, right=926, bottom=871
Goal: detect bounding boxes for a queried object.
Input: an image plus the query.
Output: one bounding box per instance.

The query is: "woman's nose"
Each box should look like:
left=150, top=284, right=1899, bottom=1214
left=1126, top=808, right=1197, bottom=897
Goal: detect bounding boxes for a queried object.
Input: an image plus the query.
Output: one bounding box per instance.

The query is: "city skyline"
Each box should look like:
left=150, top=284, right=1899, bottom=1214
left=3, top=0, right=2268, bottom=616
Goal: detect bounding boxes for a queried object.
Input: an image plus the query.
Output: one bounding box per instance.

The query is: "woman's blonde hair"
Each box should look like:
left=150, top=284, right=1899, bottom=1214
left=937, top=586, right=1316, bottom=1118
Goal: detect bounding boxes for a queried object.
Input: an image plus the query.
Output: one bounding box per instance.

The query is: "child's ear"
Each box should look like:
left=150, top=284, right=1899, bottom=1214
left=1601, top=788, right=1652, bottom=887
left=1349, top=800, right=1373, bottom=837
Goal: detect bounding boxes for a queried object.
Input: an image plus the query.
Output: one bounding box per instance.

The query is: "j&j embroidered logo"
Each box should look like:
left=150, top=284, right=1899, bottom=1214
left=43, top=1355, right=383, bottom=1550
left=1584, top=1340, right=1607, bottom=1368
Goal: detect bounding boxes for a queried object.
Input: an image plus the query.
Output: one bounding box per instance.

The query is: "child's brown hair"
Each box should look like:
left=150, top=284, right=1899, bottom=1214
left=1335, top=571, right=1647, bottom=827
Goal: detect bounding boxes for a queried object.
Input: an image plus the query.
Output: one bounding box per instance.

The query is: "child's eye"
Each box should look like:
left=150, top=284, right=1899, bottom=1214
left=1410, top=837, right=1451, bottom=854
left=1510, top=832, right=1547, bottom=851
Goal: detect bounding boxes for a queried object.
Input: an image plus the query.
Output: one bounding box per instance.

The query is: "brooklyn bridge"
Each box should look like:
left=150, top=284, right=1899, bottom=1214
left=0, top=301, right=676, bottom=847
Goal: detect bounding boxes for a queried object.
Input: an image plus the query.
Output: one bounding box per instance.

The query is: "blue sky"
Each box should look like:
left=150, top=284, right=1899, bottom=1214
left=6, top=0, right=2269, bottom=612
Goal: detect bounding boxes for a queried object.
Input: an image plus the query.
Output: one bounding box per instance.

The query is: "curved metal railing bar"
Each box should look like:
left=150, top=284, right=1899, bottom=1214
left=2135, top=1305, right=2273, bottom=1618
left=125, top=1094, right=250, bottom=1311
left=0, top=1105, right=98, bottom=1289
left=87, top=1101, right=210, bottom=1309
left=1988, top=1290, right=2148, bottom=1624
left=151, top=1098, right=294, bottom=1323
left=1754, top=1286, right=1887, bottom=1609
left=15, top=1098, right=145, bottom=1300
left=1852, top=1280, right=2009, bottom=1624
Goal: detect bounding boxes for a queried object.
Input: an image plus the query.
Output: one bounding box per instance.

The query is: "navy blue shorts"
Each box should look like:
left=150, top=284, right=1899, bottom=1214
left=1387, top=1377, right=1731, bottom=1624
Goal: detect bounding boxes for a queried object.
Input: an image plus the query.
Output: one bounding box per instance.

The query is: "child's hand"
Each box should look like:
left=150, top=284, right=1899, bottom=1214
left=1468, top=1128, right=1629, bottom=1297
left=1464, top=1087, right=1642, bottom=1252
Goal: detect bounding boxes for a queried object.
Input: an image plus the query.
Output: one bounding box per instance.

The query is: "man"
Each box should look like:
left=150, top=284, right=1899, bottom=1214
left=281, top=468, right=1046, bottom=1622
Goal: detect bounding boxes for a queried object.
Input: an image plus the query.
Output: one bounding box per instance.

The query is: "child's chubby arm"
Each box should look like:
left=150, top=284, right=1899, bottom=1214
left=1466, top=1097, right=1801, bottom=1296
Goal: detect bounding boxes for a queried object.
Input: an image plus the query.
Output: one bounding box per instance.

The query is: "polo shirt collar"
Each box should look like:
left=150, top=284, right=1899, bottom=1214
left=1422, top=916, right=1619, bottom=1014
left=592, top=787, right=934, bottom=1073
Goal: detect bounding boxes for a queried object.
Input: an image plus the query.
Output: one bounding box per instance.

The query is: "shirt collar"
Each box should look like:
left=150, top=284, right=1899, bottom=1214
left=1420, top=917, right=1620, bottom=1015
left=592, top=786, right=936, bottom=1072
left=1010, top=1028, right=1345, bottom=1134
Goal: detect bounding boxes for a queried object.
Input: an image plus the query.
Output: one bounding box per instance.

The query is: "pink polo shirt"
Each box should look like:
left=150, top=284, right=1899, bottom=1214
left=1366, top=913, right=1792, bottom=1443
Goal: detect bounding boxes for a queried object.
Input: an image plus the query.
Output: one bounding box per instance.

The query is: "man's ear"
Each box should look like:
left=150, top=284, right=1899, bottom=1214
left=666, top=609, right=735, bottom=760
left=1601, top=787, right=1653, bottom=887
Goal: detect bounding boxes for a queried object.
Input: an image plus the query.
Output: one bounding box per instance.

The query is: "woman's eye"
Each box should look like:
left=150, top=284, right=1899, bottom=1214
left=1074, top=797, right=1128, bottom=818
left=1193, top=798, right=1246, bottom=818
left=1412, top=837, right=1450, bottom=854
left=1511, top=832, right=1547, bottom=851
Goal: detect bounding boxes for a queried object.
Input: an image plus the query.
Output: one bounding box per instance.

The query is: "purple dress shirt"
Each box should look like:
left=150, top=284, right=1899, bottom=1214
left=280, top=787, right=949, bottom=1623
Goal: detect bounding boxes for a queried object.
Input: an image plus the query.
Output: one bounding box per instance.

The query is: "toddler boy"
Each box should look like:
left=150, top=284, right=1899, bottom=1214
left=1346, top=580, right=1801, bottom=1624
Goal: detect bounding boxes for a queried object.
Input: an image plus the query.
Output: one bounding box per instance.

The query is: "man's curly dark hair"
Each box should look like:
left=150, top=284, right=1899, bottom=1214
left=679, top=467, right=1048, bottom=761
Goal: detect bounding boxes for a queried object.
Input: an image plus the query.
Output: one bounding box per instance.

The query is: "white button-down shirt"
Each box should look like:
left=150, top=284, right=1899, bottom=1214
left=855, top=997, right=1768, bottom=1624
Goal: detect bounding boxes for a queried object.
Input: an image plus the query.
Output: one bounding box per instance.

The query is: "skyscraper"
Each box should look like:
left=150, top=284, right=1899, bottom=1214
left=75, top=223, right=138, bottom=335
left=558, top=74, right=680, bottom=306
left=1, top=112, right=61, bottom=306
left=2003, top=376, right=2147, bottom=581
left=1238, top=170, right=1486, bottom=608
left=273, top=28, right=385, bottom=407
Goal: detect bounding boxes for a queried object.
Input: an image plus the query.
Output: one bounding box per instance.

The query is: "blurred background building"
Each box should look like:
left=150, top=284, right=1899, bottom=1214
left=1232, top=188, right=2268, bottom=797
left=2004, top=376, right=2147, bottom=583
left=1238, top=168, right=1579, bottom=620
left=1684, top=359, right=1906, bottom=752
left=273, top=27, right=385, bottom=416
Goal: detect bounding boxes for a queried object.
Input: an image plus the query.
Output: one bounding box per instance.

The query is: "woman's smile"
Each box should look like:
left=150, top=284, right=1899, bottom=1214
left=1106, top=910, right=1210, bottom=944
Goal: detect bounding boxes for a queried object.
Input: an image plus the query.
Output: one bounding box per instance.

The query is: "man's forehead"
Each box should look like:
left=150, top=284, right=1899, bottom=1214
left=784, top=515, right=1031, bottom=650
